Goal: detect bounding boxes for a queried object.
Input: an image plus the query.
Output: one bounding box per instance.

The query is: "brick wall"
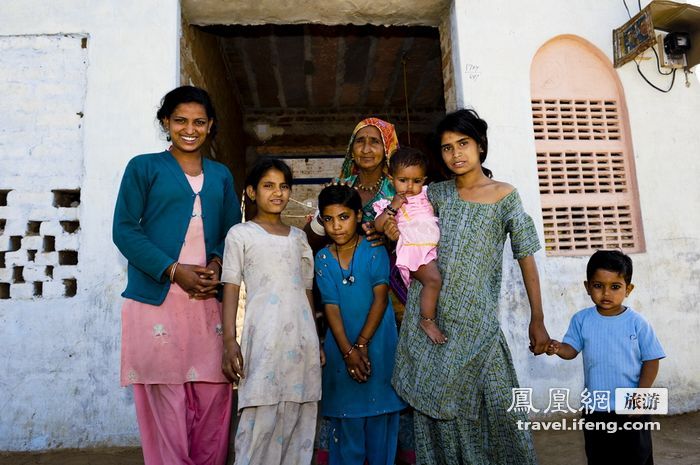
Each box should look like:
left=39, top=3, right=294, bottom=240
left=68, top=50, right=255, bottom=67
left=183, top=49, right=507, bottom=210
left=0, top=34, right=86, bottom=300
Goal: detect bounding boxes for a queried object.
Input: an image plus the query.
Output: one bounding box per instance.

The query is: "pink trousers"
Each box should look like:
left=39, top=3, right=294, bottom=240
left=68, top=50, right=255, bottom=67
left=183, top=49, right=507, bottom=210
left=133, top=383, right=233, bottom=465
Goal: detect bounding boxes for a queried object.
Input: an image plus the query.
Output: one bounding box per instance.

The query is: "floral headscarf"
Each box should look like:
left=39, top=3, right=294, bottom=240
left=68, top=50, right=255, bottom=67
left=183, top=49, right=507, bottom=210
left=340, top=117, right=399, bottom=178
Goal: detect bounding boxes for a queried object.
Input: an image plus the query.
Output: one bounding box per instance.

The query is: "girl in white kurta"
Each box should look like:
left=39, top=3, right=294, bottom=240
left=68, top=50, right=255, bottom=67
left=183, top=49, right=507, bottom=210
left=221, top=158, right=322, bottom=465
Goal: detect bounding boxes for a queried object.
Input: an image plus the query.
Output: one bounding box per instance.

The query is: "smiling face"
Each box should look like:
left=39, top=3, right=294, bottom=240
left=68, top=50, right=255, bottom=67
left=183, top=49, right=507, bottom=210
left=320, top=204, right=361, bottom=247
left=390, top=164, right=427, bottom=197
left=162, top=102, right=213, bottom=155
left=246, top=168, right=291, bottom=216
left=585, top=269, right=634, bottom=316
left=440, top=130, right=482, bottom=177
left=352, top=125, right=385, bottom=172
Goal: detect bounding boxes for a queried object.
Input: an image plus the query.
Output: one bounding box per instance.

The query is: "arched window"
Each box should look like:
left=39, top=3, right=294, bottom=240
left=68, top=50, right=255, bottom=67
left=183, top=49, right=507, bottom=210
left=530, top=35, right=645, bottom=256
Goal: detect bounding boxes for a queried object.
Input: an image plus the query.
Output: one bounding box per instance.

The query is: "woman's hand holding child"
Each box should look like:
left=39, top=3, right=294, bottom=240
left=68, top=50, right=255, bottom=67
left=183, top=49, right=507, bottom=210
left=528, top=319, right=551, bottom=355
left=362, top=221, right=386, bottom=247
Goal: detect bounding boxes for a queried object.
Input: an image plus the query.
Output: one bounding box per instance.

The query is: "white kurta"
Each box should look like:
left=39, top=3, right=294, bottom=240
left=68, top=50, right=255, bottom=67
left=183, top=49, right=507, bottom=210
left=221, top=222, right=322, bottom=410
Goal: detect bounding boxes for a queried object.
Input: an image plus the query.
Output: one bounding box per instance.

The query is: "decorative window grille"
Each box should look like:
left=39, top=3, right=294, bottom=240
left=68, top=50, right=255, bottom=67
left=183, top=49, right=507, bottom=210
left=531, top=37, right=644, bottom=256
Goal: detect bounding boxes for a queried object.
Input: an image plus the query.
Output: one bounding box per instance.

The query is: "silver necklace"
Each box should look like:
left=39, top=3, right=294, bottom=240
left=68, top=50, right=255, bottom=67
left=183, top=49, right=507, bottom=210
left=336, top=236, right=358, bottom=285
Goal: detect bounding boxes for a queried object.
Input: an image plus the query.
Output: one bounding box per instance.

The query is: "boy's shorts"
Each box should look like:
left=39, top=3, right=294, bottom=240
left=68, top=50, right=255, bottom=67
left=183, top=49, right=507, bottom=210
left=582, top=411, right=653, bottom=465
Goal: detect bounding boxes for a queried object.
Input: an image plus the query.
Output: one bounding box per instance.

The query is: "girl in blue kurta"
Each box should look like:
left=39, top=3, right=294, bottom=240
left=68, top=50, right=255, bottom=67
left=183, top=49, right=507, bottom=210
left=314, top=184, right=406, bottom=465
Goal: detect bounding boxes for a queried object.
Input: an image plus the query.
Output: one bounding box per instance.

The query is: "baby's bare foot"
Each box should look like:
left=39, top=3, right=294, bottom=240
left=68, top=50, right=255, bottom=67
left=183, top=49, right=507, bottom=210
left=419, top=319, right=447, bottom=345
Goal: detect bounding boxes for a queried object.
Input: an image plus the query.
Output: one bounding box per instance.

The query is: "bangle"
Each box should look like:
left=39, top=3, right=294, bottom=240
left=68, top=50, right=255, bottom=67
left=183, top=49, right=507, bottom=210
left=169, top=262, right=179, bottom=283
left=210, top=256, right=223, bottom=268
left=354, top=342, right=368, bottom=349
left=342, top=345, right=355, bottom=359
left=419, top=314, right=436, bottom=322
left=385, top=205, right=398, bottom=216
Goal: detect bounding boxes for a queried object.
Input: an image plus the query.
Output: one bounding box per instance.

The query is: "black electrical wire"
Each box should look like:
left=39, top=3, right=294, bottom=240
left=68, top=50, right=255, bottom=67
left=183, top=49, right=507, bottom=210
left=635, top=62, right=677, bottom=92
left=623, top=0, right=632, bottom=18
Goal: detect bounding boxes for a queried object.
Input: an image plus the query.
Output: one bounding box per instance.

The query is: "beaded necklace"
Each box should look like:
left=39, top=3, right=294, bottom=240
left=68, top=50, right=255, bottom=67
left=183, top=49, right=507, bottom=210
left=355, top=175, right=384, bottom=192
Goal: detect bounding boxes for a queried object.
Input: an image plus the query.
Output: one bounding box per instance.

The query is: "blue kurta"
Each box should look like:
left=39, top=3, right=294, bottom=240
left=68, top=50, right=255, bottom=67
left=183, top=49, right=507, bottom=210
left=315, top=240, right=406, bottom=418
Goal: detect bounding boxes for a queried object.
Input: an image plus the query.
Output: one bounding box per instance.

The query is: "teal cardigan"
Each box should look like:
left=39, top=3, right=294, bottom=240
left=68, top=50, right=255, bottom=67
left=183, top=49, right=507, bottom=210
left=113, top=151, right=241, bottom=305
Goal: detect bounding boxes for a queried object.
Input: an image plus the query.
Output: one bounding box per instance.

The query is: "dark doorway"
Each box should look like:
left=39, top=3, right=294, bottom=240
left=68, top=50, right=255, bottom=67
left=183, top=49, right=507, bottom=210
left=181, top=23, right=446, bottom=226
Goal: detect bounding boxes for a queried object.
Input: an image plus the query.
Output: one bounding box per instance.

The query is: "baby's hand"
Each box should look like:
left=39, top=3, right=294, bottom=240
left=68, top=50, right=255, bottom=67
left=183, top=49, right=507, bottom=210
left=391, top=193, right=407, bottom=209
left=546, top=339, right=561, bottom=356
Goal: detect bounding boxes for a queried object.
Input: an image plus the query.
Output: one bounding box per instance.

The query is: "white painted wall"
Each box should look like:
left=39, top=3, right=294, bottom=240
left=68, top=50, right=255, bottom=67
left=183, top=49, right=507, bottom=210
left=450, top=0, right=700, bottom=414
left=0, top=0, right=180, bottom=450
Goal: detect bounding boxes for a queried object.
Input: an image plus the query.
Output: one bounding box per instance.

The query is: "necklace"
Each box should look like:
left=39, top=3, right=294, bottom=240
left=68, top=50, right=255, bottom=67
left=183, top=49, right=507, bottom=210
left=335, top=236, right=359, bottom=285
left=356, top=175, right=384, bottom=192
left=336, top=240, right=358, bottom=251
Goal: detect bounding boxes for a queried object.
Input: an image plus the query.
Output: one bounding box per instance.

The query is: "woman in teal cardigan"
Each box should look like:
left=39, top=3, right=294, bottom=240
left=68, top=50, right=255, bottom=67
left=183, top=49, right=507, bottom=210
left=113, top=86, right=240, bottom=465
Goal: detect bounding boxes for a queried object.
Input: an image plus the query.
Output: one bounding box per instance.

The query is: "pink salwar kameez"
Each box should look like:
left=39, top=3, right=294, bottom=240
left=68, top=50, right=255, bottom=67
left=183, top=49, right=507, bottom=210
left=121, top=174, right=232, bottom=465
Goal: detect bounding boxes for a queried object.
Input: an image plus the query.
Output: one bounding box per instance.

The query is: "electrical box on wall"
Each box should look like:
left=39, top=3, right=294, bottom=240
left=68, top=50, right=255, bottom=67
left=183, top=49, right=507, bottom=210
left=613, top=0, right=700, bottom=69
left=656, top=32, right=689, bottom=68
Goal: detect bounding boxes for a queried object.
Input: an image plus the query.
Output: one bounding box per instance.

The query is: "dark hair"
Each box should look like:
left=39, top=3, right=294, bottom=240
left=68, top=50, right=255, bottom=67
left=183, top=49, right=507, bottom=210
left=434, top=108, right=491, bottom=178
left=586, top=250, right=633, bottom=284
left=389, top=147, right=429, bottom=176
left=156, top=86, right=218, bottom=139
left=318, top=184, right=362, bottom=215
left=245, top=157, right=293, bottom=190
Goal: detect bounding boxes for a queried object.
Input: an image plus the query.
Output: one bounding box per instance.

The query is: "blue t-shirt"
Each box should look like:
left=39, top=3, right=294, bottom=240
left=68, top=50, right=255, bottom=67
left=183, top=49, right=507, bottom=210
left=563, top=306, right=665, bottom=396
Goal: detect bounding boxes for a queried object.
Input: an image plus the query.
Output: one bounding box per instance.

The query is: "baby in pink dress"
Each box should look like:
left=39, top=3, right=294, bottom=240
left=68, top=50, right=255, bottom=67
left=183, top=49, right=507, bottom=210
left=374, top=148, right=447, bottom=345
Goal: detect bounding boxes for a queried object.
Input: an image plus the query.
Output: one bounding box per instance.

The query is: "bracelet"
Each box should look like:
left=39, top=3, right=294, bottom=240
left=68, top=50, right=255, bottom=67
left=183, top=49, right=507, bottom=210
left=419, top=314, right=436, bottom=322
left=210, top=256, right=223, bottom=268
left=342, top=345, right=355, bottom=359
left=169, top=262, right=179, bottom=283
left=354, top=342, right=369, bottom=349
left=385, top=205, right=398, bottom=216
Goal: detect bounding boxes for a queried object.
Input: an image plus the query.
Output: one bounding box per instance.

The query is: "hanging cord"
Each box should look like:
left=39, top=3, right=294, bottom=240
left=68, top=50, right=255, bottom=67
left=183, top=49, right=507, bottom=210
left=635, top=59, right=677, bottom=92
left=402, top=54, right=412, bottom=146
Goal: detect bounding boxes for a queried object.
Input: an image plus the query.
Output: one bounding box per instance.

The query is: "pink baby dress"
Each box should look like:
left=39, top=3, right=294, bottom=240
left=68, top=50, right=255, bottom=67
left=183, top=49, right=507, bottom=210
left=374, top=186, right=440, bottom=287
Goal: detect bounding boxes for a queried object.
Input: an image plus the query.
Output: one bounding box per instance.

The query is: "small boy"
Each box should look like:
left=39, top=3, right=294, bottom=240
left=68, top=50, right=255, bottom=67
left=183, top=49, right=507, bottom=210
left=547, top=250, right=665, bottom=465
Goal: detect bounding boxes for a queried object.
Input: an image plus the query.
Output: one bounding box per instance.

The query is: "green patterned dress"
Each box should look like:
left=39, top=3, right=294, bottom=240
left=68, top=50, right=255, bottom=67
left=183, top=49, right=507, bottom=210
left=392, top=180, right=540, bottom=465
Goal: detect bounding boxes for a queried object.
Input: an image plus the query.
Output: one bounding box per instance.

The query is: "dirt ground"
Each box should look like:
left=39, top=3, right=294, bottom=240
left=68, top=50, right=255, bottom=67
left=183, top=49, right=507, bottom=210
left=2, top=411, right=698, bottom=465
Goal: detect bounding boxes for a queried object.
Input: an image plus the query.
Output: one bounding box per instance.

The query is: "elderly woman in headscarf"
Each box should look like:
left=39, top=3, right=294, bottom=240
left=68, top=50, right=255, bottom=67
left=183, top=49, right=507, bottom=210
left=306, top=117, right=399, bottom=244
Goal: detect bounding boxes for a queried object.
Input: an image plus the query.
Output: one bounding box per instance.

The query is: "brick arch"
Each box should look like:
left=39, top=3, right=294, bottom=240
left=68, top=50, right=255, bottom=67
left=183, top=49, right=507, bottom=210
left=530, top=35, right=645, bottom=256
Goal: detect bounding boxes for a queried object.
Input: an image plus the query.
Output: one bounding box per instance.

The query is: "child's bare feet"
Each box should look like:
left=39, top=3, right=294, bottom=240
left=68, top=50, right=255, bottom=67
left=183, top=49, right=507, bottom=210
left=419, top=318, right=447, bottom=344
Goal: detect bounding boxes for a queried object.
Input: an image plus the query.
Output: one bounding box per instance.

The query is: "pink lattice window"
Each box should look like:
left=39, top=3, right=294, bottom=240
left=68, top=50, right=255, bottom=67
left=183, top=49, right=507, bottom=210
left=531, top=36, right=644, bottom=256
left=532, top=99, right=621, bottom=141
